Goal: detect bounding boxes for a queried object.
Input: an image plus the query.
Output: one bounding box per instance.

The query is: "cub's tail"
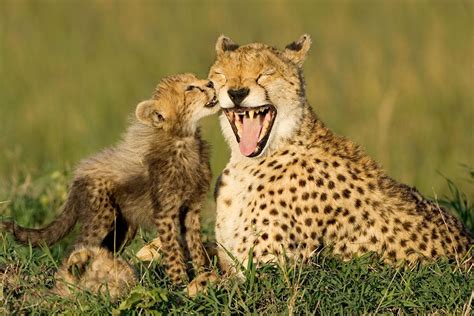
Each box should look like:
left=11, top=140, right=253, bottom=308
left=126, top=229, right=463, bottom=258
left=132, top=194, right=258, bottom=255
left=0, top=177, right=90, bottom=246
left=0, top=202, right=79, bottom=247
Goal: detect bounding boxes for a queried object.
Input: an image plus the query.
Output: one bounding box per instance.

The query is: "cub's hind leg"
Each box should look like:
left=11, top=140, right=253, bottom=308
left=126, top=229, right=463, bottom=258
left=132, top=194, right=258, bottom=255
left=101, top=208, right=136, bottom=253
left=74, top=179, right=117, bottom=250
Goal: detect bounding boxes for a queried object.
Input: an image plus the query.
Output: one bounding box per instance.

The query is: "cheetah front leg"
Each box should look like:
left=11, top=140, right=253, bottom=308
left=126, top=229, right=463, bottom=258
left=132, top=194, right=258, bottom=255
left=154, top=213, right=188, bottom=284
left=184, top=201, right=220, bottom=297
left=149, top=168, right=188, bottom=284
left=183, top=201, right=208, bottom=274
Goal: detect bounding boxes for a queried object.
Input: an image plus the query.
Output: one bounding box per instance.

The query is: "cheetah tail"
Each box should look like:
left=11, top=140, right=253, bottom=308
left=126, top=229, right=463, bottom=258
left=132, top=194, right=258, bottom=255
left=0, top=202, right=78, bottom=247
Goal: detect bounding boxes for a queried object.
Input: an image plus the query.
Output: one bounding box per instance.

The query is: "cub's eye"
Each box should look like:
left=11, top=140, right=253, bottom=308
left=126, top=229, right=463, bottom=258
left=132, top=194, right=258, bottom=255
left=186, top=85, right=205, bottom=93
left=205, top=81, right=214, bottom=89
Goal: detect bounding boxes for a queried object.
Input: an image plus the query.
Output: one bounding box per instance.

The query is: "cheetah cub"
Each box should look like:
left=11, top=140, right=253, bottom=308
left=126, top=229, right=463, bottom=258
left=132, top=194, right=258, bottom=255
left=1, top=73, right=219, bottom=283
left=54, top=246, right=136, bottom=302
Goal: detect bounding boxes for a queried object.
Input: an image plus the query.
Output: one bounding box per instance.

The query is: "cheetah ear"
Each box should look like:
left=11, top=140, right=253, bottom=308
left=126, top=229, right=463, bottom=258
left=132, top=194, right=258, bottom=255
left=215, top=35, right=239, bottom=55
left=135, top=100, right=165, bottom=128
left=283, top=34, right=312, bottom=67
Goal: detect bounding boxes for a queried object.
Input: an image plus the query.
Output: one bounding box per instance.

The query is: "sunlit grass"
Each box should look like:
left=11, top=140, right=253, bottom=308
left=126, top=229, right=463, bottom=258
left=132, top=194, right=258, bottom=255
left=0, top=168, right=472, bottom=314
left=0, top=3, right=473, bottom=312
left=0, top=1, right=472, bottom=198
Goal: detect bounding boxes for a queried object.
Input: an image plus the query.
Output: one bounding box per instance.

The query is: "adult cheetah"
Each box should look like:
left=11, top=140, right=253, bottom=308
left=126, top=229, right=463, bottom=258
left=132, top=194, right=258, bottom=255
left=209, top=34, right=472, bottom=273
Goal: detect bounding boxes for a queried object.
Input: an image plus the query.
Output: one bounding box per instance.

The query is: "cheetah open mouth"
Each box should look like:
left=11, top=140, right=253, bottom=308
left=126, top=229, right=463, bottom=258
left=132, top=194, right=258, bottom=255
left=224, top=105, right=276, bottom=157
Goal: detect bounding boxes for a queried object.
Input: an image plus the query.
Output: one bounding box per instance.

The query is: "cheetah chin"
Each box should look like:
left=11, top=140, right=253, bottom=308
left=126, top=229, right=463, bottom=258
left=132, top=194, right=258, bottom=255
left=224, top=104, right=277, bottom=157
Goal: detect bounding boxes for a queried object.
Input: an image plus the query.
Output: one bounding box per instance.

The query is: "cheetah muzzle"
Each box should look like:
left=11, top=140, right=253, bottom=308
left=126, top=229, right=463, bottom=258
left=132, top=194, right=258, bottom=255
left=224, top=104, right=277, bottom=157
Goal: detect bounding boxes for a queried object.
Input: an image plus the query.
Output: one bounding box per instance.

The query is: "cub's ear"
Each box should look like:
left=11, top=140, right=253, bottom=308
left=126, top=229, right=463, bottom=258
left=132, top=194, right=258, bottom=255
left=283, top=34, right=312, bottom=67
left=135, top=100, right=164, bottom=127
left=215, top=35, right=239, bottom=55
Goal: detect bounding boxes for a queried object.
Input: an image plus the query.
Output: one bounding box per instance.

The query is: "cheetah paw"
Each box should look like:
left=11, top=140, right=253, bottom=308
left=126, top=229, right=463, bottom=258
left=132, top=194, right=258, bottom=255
left=136, top=237, right=162, bottom=262
left=186, top=271, right=218, bottom=298
left=66, top=246, right=96, bottom=277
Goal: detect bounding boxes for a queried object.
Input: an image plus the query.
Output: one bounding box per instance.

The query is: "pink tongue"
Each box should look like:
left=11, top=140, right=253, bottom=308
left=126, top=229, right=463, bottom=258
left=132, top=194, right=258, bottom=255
left=239, top=116, right=262, bottom=156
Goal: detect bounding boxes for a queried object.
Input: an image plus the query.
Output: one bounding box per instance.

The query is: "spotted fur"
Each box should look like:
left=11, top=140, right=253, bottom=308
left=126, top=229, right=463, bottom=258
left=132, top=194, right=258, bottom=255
left=209, top=35, right=473, bottom=273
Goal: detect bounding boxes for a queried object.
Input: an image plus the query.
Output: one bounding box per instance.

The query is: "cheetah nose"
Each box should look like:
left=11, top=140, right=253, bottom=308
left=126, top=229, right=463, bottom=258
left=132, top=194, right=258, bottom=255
left=228, top=88, right=249, bottom=106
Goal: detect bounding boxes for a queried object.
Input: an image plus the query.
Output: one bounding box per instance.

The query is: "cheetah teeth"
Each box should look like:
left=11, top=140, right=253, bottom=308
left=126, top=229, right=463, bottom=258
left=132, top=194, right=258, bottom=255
left=235, top=114, right=243, bottom=136
left=224, top=104, right=277, bottom=150
left=236, top=108, right=267, bottom=119
left=260, top=116, right=271, bottom=142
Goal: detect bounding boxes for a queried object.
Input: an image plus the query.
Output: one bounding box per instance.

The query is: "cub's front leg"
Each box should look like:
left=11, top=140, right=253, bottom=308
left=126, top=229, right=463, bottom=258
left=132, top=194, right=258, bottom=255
left=183, top=200, right=208, bottom=273
left=153, top=204, right=188, bottom=284
left=148, top=161, right=189, bottom=284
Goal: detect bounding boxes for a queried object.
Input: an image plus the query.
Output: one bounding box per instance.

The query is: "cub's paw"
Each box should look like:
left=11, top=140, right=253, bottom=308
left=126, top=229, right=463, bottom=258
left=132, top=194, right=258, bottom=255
left=65, top=246, right=96, bottom=277
left=136, top=238, right=162, bottom=262
left=186, top=271, right=218, bottom=298
left=54, top=246, right=137, bottom=302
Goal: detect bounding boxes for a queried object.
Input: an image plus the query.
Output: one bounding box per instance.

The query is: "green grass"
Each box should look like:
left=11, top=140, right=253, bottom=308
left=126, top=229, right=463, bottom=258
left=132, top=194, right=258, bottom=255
left=0, top=170, right=473, bottom=314
left=0, top=0, right=473, bottom=197
left=1, top=1, right=473, bottom=314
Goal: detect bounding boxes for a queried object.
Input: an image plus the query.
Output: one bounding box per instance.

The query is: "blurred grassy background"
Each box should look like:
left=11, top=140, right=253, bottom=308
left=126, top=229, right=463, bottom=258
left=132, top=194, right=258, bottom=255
left=0, top=0, right=473, bottom=202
